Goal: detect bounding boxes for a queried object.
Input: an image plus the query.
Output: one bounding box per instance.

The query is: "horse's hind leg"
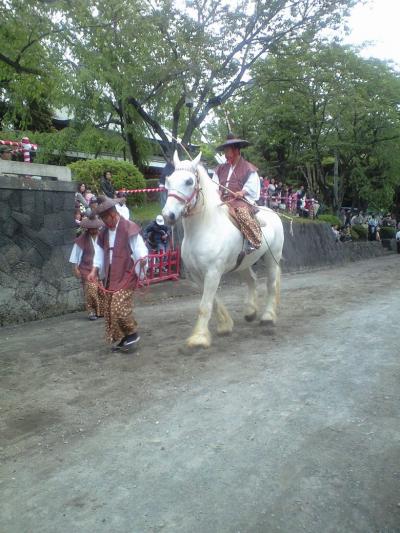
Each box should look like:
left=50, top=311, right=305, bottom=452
left=260, top=260, right=281, bottom=326
left=215, top=296, right=234, bottom=336
left=241, top=267, right=258, bottom=322
left=187, top=271, right=221, bottom=349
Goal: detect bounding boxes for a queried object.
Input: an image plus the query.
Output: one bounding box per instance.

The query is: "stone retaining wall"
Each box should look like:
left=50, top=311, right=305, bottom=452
left=0, top=190, right=393, bottom=326
left=0, top=160, right=71, bottom=181
left=280, top=220, right=387, bottom=272
left=0, top=176, right=81, bottom=326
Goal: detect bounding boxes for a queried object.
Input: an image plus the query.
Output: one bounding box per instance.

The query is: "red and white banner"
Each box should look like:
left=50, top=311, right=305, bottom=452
left=118, top=187, right=163, bottom=194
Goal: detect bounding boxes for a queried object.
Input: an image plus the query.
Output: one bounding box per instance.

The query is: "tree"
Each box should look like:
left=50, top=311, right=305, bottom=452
left=0, top=0, right=67, bottom=130
left=219, top=40, right=400, bottom=211
left=64, top=0, right=356, bottom=162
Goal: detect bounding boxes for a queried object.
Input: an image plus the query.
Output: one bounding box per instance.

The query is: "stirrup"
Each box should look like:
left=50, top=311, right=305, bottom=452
left=245, top=241, right=256, bottom=254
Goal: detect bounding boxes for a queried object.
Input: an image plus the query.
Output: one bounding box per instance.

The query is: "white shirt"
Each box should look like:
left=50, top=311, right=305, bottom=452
left=92, top=218, right=148, bottom=278
left=396, top=230, right=400, bottom=241
left=212, top=165, right=260, bottom=204
left=69, top=235, right=98, bottom=266
left=115, top=202, right=130, bottom=220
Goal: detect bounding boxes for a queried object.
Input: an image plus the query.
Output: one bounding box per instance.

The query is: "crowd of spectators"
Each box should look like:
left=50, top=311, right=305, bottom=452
left=74, top=171, right=171, bottom=259
left=74, top=172, right=119, bottom=227
left=259, top=177, right=320, bottom=218
left=0, top=137, right=37, bottom=163
left=331, top=209, right=399, bottom=242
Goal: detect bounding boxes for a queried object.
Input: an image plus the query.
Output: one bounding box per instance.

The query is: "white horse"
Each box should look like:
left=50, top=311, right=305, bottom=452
left=162, top=152, right=284, bottom=349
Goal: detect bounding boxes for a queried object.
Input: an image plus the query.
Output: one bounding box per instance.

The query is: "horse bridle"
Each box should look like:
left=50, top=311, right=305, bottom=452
left=166, top=169, right=202, bottom=217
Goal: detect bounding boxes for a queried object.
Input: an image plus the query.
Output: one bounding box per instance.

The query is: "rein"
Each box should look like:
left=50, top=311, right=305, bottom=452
left=93, top=258, right=150, bottom=296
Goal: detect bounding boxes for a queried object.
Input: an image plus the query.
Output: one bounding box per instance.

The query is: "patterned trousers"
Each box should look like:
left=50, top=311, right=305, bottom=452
left=84, top=281, right=104, bottom=317
left=103, top=288, right=137, bottom=344
left=233, top=206, right=263, bottom=248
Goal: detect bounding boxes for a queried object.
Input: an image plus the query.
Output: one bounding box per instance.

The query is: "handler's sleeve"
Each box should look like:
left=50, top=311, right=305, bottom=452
left=69, top=243, right=83, bottom=266
left=129, top=233, right=149, bottom=279
left=243, top=171, right=260, bottom=203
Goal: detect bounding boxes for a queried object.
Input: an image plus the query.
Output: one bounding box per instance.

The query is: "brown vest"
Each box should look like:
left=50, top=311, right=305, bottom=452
left=216, top=157, right=258, bottom=199
left=75, top=232, right=95, bottom=280
left=97, top=217, right=141, bottom=291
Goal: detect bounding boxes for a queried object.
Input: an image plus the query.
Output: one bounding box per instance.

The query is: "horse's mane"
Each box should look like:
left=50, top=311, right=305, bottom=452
left=197, top=163, right=220, bottom=209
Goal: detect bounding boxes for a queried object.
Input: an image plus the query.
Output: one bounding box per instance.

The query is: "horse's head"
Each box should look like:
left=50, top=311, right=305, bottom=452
left=162, top=151, right=202, bottom=225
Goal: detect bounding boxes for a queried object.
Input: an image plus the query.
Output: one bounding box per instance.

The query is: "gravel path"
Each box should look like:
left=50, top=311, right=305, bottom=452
left=1, top=255, right=400, bottom=533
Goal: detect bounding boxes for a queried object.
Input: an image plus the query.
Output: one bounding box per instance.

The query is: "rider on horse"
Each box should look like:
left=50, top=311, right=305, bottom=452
left=212, top=133, right=263, bottom=252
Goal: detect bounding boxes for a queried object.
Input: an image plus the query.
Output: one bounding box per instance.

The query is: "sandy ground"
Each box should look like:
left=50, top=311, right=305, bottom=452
left=1, top=255, right=400, bottom=533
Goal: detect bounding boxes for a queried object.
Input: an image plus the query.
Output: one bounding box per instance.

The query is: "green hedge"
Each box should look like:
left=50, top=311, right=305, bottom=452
left=318, top=214, right=341, bottom=226
left=380, top=226, right=396, bottom=239
left=68, top=159, right=147, bottom=206
left=351, top=224, right=368, bottom=240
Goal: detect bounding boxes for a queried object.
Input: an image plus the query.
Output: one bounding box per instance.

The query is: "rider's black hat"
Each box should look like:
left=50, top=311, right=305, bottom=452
left=216, top=133, right=251, bottom=151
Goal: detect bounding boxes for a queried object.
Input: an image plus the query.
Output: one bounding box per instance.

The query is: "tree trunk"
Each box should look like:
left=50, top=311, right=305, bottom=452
left=333, top=149, right=339, bottom=212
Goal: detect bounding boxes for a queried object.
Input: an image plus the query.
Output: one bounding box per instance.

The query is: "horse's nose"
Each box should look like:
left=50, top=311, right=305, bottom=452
left=162, top=210, right=176, bottom=225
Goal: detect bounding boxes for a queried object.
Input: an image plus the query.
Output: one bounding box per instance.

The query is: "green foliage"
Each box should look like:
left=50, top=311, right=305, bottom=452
left=351, top=224, right=368, bottom=240
left=0, top=1, right=66, bottom=130
left=379, top=227, right=396, bottom=239
left=213, top=41, right=400, bottom=212
left=68, top=159, right=146, bottom=205
left=62, top=0, right=355, bottom=160
left=318, top=214, right=341, bottom=226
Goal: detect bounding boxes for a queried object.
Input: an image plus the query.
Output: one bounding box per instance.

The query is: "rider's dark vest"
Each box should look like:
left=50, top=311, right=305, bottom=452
left=97, top=217, right=141, bottom=291
left=215, top=157, right=258, bottom=203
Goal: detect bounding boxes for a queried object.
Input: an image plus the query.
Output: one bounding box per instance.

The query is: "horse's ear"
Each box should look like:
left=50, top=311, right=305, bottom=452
left=173, top=150, right=180, bottom=168
left=191, top=152, right=202, bottom=169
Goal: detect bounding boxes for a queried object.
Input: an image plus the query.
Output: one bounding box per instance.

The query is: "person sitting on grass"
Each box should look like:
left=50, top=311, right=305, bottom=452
left=144, top=215, right=170, bottom=254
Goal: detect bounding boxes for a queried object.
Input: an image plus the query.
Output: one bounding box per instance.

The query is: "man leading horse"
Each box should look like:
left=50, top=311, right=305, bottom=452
left=212, top=133, right=262, bottom=253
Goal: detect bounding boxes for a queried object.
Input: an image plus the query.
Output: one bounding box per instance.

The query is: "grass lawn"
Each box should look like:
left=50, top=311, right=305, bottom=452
left=130, top=201, right=161, bottom=223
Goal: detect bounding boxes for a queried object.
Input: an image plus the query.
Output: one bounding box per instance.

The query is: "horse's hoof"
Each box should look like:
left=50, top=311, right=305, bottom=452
left=217, top=328, right=233, bottom=337
left=260, top=319, right=276, bottom=328
left=244, top=311, right=257, bottom=322
left=186, top=334, right=211, bottom=350
left=179, top=345, right=201, bottom=355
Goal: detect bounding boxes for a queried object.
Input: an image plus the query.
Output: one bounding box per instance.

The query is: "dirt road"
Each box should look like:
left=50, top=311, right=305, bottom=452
left=1, top=255, right=400, bottom=533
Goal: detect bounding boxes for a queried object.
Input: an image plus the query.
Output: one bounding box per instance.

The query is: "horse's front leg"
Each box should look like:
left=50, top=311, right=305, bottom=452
left=187, top=271, right=221, bottom=349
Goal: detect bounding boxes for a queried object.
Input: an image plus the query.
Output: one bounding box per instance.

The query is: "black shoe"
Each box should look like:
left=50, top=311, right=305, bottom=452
left=111, top=337, right=127, bottom=351
left=117, top=337, right=126, bottom=347
left=123, top=333, right=140, bottom=346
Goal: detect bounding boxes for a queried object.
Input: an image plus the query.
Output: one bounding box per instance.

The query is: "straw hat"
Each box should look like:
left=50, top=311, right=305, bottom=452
left=216, top=133, right=250, bottom=151
left=95, top=195, right=120, bottom=215
left=80, top=216, right=104, bottom=230
left=0, top=145, right=12, bottom=153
